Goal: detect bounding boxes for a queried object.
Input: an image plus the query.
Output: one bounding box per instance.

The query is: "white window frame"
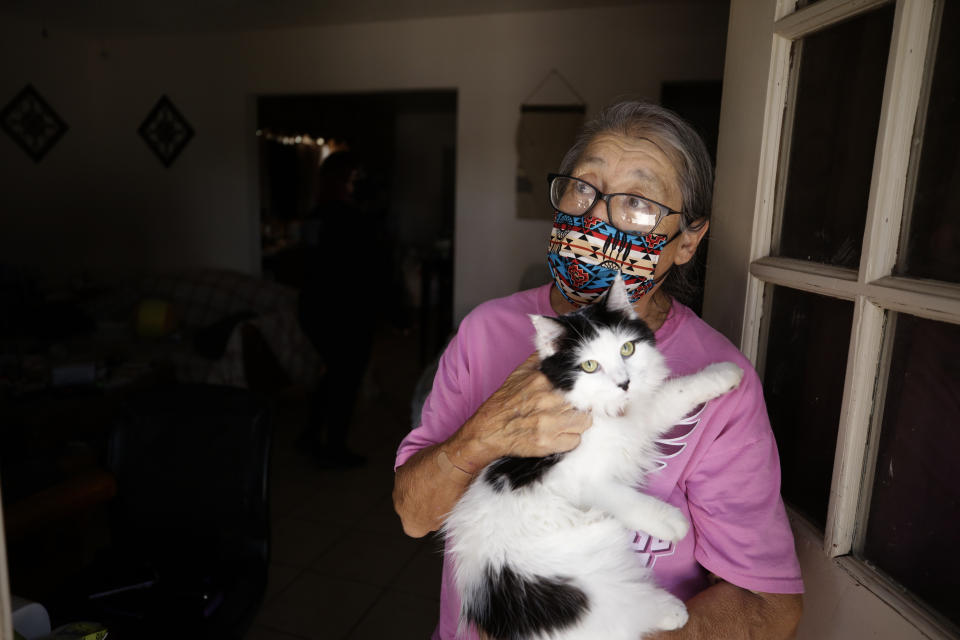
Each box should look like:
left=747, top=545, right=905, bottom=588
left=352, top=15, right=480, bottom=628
left=721, top=0, right=960, bottom=637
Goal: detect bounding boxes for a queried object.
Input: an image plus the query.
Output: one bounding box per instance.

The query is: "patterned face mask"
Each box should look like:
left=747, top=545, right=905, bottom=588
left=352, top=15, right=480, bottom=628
left=546, top=211, right=678, bottom=307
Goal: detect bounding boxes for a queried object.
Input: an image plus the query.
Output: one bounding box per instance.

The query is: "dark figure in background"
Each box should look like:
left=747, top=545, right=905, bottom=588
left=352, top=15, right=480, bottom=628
left=297, top=151, right=373, bottom=468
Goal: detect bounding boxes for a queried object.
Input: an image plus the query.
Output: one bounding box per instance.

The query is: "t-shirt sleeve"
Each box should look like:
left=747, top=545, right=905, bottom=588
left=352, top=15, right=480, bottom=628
left=685, top=370, right=804, bottom=594
left=394, top=286, right=546, bottom=473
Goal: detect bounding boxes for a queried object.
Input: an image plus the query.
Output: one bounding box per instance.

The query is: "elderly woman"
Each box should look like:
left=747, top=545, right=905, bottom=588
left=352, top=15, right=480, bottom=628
left=393, top=101, right=804, bottom=639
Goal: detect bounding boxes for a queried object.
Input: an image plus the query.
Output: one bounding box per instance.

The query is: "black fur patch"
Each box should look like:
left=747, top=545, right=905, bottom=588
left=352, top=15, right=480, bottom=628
left=484, top=454, right=564, bottom=492
left=466, top=564, right=588, bottom=640
left=538, top=302, right=656, bottom=390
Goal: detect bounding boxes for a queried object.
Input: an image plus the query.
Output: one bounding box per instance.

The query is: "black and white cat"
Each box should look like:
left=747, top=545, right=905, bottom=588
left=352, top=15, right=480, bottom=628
left=444, top=278, right=744, bottom=640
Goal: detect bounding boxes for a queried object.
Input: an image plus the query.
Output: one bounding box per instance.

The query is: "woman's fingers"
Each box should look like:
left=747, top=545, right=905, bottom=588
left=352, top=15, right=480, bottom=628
left=466, top=353, right=592, bottom=460
left=501, top=387, right=591, bottom=457
left=552, top=432, right=582, bottom=453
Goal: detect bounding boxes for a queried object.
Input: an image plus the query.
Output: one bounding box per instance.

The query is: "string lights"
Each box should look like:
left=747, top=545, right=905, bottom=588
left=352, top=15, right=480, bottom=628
left=255, top=129, right=324, bottom=147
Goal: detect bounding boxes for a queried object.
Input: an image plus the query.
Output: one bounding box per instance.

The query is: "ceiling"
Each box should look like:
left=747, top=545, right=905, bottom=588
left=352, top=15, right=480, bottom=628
left=0, top=0, right=667, bottom=36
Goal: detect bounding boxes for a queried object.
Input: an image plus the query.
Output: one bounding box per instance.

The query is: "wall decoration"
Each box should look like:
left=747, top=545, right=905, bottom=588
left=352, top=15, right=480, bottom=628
left=138, top=95, right=194, bottom=167
left=0, top=84, right=69, bottom=162
left=516, top=70, right=585, bottom=220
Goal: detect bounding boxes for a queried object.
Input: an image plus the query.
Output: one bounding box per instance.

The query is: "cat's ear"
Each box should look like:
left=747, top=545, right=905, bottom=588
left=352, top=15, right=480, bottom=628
left=529, top=314, right=565, bottom=358
left=603, top=276, right=637, bottom=317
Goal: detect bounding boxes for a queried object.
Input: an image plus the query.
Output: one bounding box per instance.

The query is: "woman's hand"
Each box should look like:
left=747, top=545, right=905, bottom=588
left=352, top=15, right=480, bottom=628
left=644, top=583, right=802, bottom=640
left=453, top=353, right=593, bottom=468
left=393, top=353, right=591, bottom=537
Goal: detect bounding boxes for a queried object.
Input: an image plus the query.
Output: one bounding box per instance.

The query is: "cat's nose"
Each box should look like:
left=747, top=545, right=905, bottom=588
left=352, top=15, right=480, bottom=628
left=618, top=380, right=630, bottom=391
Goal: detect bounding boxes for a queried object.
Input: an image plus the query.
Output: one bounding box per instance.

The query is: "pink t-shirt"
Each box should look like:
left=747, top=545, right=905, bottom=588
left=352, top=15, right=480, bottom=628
left=395, top=284, right=803, bottom=640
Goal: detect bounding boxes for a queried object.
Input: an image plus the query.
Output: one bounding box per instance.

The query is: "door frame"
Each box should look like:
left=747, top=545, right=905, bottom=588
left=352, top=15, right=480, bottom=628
left=702, top=0, right=957, bottom=638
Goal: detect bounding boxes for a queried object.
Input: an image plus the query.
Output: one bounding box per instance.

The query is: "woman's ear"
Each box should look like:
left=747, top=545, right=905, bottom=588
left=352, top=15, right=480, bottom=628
left=673, top=219, right=709, bottom=266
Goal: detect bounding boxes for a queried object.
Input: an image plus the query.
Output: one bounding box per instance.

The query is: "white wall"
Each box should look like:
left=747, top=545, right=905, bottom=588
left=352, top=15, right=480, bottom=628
left=0, top=3, right=728, bottom=320
left=791, top=515, right=934, bottom=639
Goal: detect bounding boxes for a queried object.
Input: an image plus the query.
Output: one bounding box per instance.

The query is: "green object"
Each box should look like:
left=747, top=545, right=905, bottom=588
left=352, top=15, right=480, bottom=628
left=48, top=622, right=108, bottom=640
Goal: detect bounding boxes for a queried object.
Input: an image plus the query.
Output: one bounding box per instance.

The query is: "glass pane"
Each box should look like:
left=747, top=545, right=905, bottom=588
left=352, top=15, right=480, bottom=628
left=862, top=314, right=960, bottom=628
left=762, top=286, right=854, bottom=528
left=896, top=2, right=960, bottom=284
left=778, top=4, right=895, bottom=268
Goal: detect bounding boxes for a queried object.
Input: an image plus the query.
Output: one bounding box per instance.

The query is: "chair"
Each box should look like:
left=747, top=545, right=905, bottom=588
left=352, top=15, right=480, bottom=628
left=56, top=384, right=271, bottom=639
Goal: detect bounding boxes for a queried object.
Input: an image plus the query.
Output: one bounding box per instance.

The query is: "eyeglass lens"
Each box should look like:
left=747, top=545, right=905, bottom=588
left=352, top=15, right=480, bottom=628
left=550, top=176, right=661, bottom=233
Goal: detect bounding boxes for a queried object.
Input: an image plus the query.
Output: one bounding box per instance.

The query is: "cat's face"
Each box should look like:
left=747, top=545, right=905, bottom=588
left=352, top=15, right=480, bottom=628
left=532, top=278, right=663, bottom=416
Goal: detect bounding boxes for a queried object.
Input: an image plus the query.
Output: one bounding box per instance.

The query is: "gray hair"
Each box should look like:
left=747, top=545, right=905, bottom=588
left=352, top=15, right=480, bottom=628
left=558, top=100, right=714, bottom=305
left=559, top=100, right=714, bottom=230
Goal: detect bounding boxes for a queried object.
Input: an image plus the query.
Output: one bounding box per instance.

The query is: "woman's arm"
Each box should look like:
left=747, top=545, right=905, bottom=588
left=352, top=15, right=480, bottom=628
left=648, top=581, right=802, bottom=640
left=393, top=354, right=592, bottom=538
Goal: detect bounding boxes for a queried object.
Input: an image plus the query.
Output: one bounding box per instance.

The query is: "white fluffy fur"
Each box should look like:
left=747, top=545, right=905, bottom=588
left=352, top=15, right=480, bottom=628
left=444, top=281, right=744, bottom=639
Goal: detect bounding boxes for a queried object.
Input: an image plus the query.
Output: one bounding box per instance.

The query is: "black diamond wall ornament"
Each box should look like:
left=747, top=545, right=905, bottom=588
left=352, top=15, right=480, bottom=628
left=138, top=95, right=194, bottom=167
left=1, top=84, right=69, bottom=162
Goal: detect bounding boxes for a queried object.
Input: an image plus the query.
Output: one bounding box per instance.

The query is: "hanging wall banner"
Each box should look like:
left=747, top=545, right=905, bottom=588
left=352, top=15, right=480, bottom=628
left=515, top=104, right=585, bottom=220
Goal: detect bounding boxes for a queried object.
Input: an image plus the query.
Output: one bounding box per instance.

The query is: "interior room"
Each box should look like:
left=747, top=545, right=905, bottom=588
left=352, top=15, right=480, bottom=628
left=0, top=1, right=728, bottom=637
left=2, top=0, right=957, bottom=639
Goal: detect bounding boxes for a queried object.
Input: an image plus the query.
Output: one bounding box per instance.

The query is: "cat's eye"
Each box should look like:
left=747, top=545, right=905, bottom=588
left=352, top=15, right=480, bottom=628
left=580, top=360, right=599, bottom=373
left=620, top=341, right=635, bottom=357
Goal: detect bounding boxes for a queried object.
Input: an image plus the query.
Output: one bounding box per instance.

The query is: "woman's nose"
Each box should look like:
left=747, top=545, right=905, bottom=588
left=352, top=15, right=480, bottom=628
left=591, top=197, right=612, bottom=223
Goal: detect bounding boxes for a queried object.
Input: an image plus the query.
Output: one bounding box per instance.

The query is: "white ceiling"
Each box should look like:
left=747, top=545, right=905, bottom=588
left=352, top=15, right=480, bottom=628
left=0, top=0, right=671, bottom=36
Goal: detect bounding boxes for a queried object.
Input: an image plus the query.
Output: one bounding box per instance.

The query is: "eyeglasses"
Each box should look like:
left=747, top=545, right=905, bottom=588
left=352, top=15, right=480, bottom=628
left=547, top=173, right=682, bottom=234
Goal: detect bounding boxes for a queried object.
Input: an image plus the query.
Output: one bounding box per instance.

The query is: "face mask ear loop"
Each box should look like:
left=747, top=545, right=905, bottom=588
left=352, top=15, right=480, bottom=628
left=660, top=229, right=682, bottom=248
left=633, top=230, right=681, bottom=290
left=649, top=264, right=672, bottom=287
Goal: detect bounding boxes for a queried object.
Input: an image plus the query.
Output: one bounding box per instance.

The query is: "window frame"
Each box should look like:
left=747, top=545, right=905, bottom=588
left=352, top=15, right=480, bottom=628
left=738, top=0, right=959, bottom=636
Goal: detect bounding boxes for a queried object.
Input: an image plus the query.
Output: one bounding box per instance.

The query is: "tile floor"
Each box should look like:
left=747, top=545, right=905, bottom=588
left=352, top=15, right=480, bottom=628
left=245, top=327, right=445, bottom=640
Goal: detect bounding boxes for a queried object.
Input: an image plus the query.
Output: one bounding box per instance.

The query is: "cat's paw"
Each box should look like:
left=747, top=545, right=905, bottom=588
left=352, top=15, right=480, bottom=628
left=658, top=597, right=689, bottom=631
left=644, top=505, right=690, bottom=543
left=702, top=362, right=744, bottom=395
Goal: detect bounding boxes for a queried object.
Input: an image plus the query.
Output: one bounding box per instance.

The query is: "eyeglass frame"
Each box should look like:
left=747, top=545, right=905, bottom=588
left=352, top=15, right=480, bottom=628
left=546, top=173, right=683, bottom=233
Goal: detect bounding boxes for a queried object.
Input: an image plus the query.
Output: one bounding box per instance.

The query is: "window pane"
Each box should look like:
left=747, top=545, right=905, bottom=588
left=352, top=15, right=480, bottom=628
left=862, top=314, right=960, bottom=628
left=896, top=2, right=960, bottom=284
left=762, top=286, right=854, bottom=528
left=777, top=5, right=895, bottom=268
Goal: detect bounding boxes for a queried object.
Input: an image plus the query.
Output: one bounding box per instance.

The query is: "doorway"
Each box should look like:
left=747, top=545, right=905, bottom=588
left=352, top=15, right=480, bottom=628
left=256, top=90, right=457, bottom=366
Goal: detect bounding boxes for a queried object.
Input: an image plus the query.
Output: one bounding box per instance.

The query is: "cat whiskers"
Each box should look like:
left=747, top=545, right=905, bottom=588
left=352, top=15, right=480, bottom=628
left=569, top=322, right=589, bottom=343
